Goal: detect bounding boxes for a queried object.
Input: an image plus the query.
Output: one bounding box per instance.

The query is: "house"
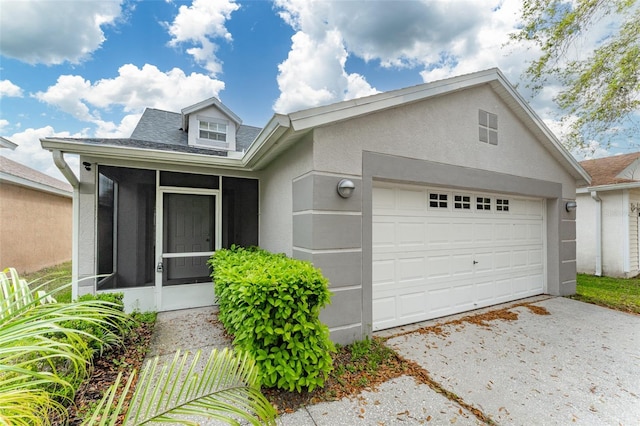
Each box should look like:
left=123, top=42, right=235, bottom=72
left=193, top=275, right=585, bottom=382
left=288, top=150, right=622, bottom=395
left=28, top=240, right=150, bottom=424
left=40, top=68, right=589, bottom=344
left=576, top=152, right=640, bottom=277
left=0, top=154, right=73, bottom=274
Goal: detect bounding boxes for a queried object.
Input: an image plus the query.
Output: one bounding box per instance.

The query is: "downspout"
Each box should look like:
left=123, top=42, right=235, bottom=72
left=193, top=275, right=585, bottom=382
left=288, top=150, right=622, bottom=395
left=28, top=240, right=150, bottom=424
left=590, top=190, right=602, bottom=276
left=52, top=150, right=80, bottom=298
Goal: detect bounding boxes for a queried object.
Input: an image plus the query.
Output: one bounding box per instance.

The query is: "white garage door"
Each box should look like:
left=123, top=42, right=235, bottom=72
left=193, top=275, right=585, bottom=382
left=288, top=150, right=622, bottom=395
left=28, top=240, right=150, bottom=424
left=372, top=182, right=545, bottom=331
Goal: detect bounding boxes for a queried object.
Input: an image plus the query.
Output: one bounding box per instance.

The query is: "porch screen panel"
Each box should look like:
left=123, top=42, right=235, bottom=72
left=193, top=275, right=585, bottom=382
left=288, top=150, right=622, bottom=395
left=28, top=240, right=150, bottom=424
left=97, top=166, right=155, bottom=290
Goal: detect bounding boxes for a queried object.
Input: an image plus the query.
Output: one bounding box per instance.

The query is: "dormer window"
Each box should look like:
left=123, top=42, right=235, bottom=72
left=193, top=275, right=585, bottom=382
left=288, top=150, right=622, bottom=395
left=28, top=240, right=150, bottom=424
left=183, top=98, right=241, bottom=152
left=199, top=119, right=227, bottom=143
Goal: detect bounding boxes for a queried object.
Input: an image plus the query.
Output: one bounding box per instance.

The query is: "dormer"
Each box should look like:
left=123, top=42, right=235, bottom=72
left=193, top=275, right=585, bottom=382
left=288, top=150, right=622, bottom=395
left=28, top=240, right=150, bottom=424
left=182, top=97, right=243, bottom=152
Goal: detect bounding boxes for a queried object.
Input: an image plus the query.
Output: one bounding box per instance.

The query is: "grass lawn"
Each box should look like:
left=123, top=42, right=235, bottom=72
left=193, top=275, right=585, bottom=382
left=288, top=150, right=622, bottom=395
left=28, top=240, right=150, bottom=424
left=574, top=274, right=640, bottom=314
left=22, top=261, right=73, bottom=303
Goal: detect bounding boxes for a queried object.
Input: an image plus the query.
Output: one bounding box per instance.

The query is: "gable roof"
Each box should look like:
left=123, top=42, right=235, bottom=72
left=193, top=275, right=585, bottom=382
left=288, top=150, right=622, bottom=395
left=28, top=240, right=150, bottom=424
left=41, top=68, right=590, bottom=185
left=246, top=68, right=591, bottom=183
left=579, top=152, right=640, bottom=187
left=181, top=97, right=243, bottom=132
left=0, top=156, right=72, bottom=196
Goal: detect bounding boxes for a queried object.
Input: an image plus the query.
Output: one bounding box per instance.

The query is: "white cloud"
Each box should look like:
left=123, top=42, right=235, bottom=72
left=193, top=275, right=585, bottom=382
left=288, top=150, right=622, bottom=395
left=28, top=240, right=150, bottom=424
left=272, top=0, right=509, bottom=113
left=274, top=30, right=377, bottom=113
left=0, top=119, right=9, bottom=132
left=165, top=0, right=239, bottom=75
left=2, top=126, right=84, bottom=181
left=34, top=64, right=225, bottom=136
left=571, top=141, right=614, bottom=161
left=94, top=113, right=142, bottom=139
left=0, top=80, right=23, bottom=97
left=0, top=0, right=124, bottom=65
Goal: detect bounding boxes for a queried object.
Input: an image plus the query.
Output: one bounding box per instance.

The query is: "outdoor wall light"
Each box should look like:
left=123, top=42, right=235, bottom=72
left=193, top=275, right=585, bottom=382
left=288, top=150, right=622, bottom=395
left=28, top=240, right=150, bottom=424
left=337, top=179, right=355, bottom=198
left=565, top=201, right=577, bottom=212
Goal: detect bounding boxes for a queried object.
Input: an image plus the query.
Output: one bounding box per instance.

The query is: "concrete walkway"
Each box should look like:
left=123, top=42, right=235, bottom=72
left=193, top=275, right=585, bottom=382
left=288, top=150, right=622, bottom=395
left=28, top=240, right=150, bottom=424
left=144, top=297, right=640, bottom=425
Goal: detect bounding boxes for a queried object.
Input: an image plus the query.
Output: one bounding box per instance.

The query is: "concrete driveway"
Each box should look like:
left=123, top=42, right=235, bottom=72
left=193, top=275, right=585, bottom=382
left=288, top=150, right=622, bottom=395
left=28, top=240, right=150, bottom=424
left=148, top=297, right=640, bottom=425
left=380, top=297, right=640, bottom=425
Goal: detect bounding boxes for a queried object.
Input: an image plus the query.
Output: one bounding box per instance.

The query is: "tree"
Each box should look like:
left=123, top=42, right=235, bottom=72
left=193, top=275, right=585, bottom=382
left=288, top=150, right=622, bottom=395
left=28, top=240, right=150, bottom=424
left=511, top=0, right=640, bottom=149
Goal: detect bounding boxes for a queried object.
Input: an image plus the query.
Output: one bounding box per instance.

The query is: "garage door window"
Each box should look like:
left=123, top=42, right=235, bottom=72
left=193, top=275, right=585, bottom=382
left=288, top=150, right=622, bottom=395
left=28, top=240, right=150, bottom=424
left=496, top=199, right=510, bottom=212
left=454, top=195, right=471, bottom=210
left=429, top=193, right=448, bottom=208
left=476, top=197, right=491, bottom=211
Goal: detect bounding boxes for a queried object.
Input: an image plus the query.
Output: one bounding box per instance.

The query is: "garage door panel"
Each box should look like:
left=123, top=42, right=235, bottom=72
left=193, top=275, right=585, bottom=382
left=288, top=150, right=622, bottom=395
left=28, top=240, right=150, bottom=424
left=427, top=221, right=451, bottom=246
left=473, top=222, right=494, bottom=242
left=372, top=221, right=396, bottom=249
left=398, top=257, right=425, bottom=281
left=451, top=223, right=474, bottom=243
left=372, top=184, right=545, bottom=331
left=452, top=253, right=474, bottom=275
left=495, top=223, right=511, bottom=240
left=373, top=259, right=395, bottom=285
left=529, top=223, right=543, bottom=241
left=398, top=222, right=425, bottom=247
left=426, top=255, right=451, bottom=278
left=397, top=189, right=425, bottom=210
left=494, top=251, right=511, bottom=270
left=398, top=292, right=427, bottom=319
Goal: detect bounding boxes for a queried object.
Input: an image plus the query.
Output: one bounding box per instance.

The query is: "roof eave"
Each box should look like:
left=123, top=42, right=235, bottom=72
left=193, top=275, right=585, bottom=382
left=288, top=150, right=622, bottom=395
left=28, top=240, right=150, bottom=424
left=40, top=138, right=247, bottom=171
left=486, top=71, right=592, bottom=186
left=577, top=181, right=640, bottom=193
left=0, top=171, right=72, bottom=197
left=241, top=114, right=293, bottom=170
left=0, top=137, right=18, bottom=150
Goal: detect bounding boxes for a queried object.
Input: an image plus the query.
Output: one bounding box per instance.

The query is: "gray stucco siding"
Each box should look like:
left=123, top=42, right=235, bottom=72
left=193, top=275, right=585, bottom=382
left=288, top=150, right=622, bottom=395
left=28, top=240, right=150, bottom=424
left=292, top=250, right=362, bottom=289
left=292, top=214, right=361, bottom=250
left=293, top=173, right=362, bottom=212
left=288, top=171, right=366, bottom=344
left=258, top=136, right=314, bottom=256
left=312, top=85, right=577, bottom=199
left=319, top=287, right=362, bottom=328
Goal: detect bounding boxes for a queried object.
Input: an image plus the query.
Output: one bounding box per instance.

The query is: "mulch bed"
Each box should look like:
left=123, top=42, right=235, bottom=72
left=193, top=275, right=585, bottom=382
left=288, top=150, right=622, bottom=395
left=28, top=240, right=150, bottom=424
left=59, top=321, right=155, bottom=425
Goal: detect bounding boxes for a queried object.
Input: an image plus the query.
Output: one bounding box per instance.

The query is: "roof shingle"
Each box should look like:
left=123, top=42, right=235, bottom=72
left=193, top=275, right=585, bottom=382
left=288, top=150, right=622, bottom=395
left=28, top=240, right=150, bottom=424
left=579, top=152, right=640, bottom=187
left=0, top=156, right=72, bottom=193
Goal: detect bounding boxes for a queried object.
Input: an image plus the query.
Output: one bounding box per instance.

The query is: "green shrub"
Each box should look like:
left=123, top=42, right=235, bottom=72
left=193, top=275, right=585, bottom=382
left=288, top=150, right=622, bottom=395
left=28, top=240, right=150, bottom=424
left=60, top=292, right=129, bottom=354
left=210, top=247, right=334, bottom=392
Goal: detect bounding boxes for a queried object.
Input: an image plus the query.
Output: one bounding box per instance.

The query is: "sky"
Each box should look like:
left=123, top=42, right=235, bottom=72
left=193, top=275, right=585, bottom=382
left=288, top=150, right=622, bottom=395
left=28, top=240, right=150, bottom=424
left=0, top=0, right=629, bottom=183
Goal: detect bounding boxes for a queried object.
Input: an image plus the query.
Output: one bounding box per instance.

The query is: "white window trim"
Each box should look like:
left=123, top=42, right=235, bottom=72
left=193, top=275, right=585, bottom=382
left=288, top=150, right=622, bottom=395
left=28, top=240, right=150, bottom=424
left=195, top=116, right=230, bottom=150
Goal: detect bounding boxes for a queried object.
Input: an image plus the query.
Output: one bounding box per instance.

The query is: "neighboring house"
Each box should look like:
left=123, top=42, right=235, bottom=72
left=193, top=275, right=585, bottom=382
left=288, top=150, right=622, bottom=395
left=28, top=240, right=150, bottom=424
left=0, top=155, right=73, bottom=274
left=577, top=152, right=640, bottom=277
left=41, top=68, right=589, bottom=344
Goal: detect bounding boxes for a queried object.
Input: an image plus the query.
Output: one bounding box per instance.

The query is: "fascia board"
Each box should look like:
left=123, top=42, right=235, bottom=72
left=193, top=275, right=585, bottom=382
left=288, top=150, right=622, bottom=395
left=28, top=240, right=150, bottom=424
left=288, top=69, right=499, bottom=132
left=41, top=138, right=246, bottom=171
left=580, top=182, right=640, bottom=192
left=0, top=172, right=72, bottom=198
left=0, top=137, right=18, bottom=150
left=241, top=114, right=292, bottom=170
left=488, top=71, right=592, bottom=186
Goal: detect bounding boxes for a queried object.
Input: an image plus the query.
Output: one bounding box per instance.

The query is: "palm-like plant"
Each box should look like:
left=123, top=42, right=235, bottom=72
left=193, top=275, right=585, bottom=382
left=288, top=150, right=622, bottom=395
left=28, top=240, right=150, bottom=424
left=86, top=348, right=277, bottom=425
left=0, top=267, right=277, bottom=425
left=0, top=267, right=131, bottom=424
